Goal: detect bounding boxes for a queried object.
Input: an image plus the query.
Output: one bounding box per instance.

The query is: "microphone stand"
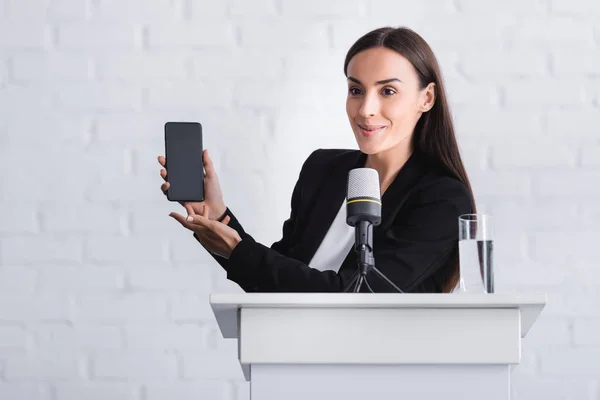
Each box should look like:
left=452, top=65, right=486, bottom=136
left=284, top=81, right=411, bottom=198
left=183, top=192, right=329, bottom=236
left=342, top=221, right=404, bottom=293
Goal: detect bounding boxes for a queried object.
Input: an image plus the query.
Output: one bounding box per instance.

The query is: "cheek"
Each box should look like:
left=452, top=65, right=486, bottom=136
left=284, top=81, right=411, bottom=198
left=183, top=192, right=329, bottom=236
left=383, top=97, right=418, bottom=125
left=382, top=100, right=406, bottom=124
left=346, top=99, right=357, bottom=117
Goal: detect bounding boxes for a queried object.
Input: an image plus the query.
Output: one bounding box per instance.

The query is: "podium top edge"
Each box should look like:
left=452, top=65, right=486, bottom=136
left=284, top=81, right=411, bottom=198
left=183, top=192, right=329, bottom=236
left=209, top=292, right=547, bottom=309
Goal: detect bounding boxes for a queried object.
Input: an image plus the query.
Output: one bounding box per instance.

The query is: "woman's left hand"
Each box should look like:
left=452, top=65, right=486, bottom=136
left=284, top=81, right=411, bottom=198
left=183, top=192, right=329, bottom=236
left=170, top=204, right=242, bottom=259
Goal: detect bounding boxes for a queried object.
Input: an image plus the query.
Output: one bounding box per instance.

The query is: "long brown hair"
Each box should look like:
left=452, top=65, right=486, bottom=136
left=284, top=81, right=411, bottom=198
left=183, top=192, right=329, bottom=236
left=343, top=26, right=477, bottom=292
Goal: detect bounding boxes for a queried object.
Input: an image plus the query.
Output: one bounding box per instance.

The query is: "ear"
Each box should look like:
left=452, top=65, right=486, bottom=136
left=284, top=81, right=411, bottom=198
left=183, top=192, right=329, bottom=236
left=419, top=82, right=436, bottom=112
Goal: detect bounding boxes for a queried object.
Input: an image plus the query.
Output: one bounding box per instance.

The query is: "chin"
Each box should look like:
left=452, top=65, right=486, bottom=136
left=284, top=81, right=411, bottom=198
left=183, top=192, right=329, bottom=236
left=355, top=129, right=412, bottom=156
left=353, top=133, right=382, bottom=154
left=355, top=140, right=383, bottom=155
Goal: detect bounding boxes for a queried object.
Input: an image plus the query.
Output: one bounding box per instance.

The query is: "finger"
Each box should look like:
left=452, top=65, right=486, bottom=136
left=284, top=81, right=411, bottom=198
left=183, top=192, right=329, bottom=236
left=202, top=203, right=210, bottom=218
left=158, top=156, right=166, bottom=167
left=203, top=150, right=217, bottom=178
left=184, top=203, right=195, bottom=217
left=170, top=212, right=208, bottom=234
left=170, top=212, right=191, bottom=228
left=160, top=168, right=167, bottom=181
left=161, top=182, right=170, bottom=192
left=185, top=211, right=211, bottom=228
left=222, top=215, right=231, bottom=225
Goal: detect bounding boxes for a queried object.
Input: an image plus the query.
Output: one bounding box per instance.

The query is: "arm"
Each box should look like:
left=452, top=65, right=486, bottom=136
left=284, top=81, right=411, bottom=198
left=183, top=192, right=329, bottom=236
left=223, top=177, right=473, bottom=293
left=194, top=150, right=317, bottom=281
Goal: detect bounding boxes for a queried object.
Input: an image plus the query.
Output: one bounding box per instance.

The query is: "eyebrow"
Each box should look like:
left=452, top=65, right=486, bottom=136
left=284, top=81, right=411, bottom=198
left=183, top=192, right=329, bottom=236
left=347, top=77, right=402, bottom=85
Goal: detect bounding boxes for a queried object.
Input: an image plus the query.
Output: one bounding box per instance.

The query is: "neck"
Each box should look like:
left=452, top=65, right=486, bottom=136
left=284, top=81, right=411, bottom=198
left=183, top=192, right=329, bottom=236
left=365, top=139, right=415, bottom=195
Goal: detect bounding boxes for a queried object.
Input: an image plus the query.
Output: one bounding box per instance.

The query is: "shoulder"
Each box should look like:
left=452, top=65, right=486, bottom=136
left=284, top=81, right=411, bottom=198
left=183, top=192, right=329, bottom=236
left=403, top=149, right=474, bottom=214
left=414, top=173, right=474, bottom=216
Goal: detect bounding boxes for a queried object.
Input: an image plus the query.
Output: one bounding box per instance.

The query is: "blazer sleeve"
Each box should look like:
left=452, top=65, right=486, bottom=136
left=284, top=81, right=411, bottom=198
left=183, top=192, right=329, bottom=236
left=214, top=169, right=473, bottom=293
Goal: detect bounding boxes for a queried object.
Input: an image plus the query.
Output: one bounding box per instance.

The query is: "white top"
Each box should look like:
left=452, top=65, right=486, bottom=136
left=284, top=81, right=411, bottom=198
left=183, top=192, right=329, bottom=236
left=308, top=200, right=355, bottom=272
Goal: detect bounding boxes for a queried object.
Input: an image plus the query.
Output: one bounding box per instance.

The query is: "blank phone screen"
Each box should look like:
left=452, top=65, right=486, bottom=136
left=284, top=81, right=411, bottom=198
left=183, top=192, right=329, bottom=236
left=164, top=122, right=204, bottom=202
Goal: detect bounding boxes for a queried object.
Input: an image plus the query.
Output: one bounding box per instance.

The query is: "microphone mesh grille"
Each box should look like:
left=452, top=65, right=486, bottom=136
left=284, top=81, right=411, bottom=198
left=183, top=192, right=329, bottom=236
left=347, top=168, right=381, bottom=200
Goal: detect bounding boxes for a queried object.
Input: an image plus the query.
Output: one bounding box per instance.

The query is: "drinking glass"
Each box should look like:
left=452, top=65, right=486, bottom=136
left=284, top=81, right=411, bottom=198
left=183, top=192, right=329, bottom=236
left=458, top=214, right=494, bottom=293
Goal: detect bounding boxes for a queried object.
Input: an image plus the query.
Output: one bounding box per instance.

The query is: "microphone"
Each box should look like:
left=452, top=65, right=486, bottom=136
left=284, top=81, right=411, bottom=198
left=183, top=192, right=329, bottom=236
left=343, top=167, right=403, bottom=293
left=346, top=168, right=381, bottom=252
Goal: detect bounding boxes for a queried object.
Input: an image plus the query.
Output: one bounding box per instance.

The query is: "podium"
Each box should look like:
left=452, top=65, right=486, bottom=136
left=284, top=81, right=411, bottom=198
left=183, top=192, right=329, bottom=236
left=210, top=293, right=546, bottom=400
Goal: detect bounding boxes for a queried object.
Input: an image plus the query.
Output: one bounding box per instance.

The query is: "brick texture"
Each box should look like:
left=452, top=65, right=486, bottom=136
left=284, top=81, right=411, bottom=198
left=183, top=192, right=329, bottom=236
left=0, top=0, right=597, bottom=399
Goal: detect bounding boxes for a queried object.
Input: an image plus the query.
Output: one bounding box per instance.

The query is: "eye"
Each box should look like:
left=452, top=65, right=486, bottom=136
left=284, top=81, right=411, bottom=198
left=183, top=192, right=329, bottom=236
left=348, top=87, right=362, bottom=96
left=348, top=87, right=396, bottom=97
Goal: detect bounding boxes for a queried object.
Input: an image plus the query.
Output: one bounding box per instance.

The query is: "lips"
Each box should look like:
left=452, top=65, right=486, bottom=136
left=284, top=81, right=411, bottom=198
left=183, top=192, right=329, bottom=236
left=358, top=124, right=387, bottom=137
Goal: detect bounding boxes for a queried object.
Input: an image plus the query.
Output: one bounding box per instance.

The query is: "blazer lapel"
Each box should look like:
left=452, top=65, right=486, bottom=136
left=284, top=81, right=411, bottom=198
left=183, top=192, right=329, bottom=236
left=294, top=148, right=429, bottom=267
left=294, top=150, right=366, bottom=264
left=338, top=148, right=429, bottom=275
left=378, top=148, right=428, bottom=230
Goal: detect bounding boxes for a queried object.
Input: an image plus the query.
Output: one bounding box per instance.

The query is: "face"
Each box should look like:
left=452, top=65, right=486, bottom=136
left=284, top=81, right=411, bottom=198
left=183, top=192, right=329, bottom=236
left=345, top=46, right=435, bottom=155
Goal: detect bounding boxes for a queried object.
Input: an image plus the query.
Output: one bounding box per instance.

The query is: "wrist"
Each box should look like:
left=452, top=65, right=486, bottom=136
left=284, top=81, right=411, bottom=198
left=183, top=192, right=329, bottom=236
left=216, top=206, right=228, bottom=222
left=230, top=234, right=242, bottom=251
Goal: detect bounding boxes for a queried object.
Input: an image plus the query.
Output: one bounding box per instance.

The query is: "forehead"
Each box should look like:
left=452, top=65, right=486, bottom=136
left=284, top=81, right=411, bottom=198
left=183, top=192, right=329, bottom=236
left=346, top=47, right=416, bottom=83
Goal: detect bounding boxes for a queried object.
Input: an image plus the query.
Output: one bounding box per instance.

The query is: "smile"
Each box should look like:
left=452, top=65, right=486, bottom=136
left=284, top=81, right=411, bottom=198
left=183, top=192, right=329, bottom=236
left=358, top=125, right=387, bottom=137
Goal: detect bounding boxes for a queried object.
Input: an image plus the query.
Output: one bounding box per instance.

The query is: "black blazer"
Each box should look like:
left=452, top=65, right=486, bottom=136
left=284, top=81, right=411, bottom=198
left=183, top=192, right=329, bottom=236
left=197, top=147, right=473, bottom=293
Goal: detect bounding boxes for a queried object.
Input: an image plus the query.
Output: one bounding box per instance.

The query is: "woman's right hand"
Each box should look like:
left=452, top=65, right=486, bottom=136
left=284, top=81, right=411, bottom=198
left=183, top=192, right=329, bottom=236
left=158, top=149, right=228, bottom=221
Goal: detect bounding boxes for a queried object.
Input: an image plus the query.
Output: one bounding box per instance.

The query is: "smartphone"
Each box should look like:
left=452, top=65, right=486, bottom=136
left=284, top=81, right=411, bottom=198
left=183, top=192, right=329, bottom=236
left=164, top=121, right=205, bottom=202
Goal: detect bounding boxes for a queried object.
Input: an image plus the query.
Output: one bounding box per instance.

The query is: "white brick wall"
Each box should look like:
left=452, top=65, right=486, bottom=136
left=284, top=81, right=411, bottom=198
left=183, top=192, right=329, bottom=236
left=0, top=0, right=599, bottom=399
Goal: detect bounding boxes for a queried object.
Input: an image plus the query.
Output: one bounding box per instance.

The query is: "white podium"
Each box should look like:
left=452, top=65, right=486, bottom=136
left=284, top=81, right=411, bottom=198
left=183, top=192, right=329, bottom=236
left=210, top=293, right=546, bottom=400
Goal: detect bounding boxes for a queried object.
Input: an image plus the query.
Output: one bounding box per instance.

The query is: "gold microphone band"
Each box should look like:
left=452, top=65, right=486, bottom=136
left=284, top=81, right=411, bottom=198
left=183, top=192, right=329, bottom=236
left=346, top=198, right=382, bottom=206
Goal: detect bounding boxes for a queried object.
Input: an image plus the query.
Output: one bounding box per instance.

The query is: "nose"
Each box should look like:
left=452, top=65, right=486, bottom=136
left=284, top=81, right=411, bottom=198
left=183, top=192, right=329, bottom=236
left=358, top=92, right=379, bottom=117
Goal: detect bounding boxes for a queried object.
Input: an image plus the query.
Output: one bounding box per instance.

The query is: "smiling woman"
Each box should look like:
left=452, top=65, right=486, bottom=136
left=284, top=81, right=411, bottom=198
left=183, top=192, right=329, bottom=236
left=161, top=26, right=476, bottom=293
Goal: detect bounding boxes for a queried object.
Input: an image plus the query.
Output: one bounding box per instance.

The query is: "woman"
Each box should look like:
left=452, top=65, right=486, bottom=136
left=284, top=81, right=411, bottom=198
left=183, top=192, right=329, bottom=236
left=159, top=26, right=475, bottom=293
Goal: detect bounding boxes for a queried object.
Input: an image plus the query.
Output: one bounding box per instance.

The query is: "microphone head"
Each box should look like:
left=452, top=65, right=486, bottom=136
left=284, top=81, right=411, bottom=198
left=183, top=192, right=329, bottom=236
left=346, top=167, right=382, bottom=226
left=347, top=168, right=381, bottom=201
